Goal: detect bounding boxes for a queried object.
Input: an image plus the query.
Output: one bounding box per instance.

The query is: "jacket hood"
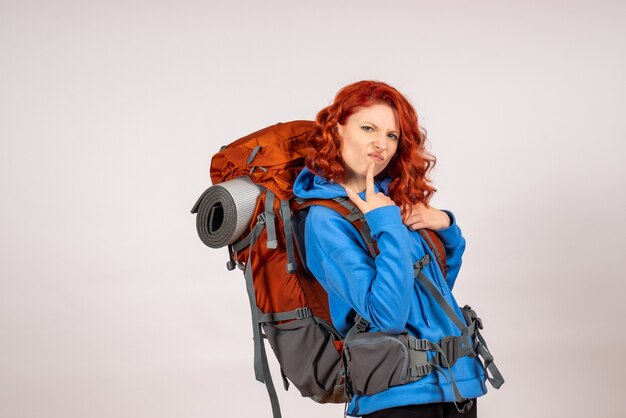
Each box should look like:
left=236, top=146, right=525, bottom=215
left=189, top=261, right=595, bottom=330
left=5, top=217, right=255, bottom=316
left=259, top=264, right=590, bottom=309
left=293, top=166, right=392, bottom=199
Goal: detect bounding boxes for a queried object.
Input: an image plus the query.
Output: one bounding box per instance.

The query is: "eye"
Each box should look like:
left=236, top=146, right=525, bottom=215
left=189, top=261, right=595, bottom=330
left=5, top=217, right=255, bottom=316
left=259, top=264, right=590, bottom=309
left=361, top=125, right=374, bottom=132
left=387, top=133, right=399, bottom=140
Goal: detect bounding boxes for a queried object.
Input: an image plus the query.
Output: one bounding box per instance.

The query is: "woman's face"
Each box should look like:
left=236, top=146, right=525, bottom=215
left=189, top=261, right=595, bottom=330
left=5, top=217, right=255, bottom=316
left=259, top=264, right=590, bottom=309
left=337, top=103, right=399, bottom=189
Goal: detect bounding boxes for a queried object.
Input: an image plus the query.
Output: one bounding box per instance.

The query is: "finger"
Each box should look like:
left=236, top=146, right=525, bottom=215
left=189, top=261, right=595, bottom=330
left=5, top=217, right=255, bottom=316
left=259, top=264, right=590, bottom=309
left=405, top=214, right=424, bottom=225
left=365, top=162, right=375, bottom=198
left=409, top=221, right=426, bottom=231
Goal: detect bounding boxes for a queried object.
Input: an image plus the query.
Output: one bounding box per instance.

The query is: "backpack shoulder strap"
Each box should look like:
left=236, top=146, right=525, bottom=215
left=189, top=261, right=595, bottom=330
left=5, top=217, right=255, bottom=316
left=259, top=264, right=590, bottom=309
left=417, top=229, right=447, bottom=279
left=294, top=197, right=378, bottom=258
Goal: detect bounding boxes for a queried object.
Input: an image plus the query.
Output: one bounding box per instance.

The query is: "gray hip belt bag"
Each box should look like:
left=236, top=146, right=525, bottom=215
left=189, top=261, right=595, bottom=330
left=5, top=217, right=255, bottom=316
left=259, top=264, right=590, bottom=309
left=343, top=331, right=428, bottom=396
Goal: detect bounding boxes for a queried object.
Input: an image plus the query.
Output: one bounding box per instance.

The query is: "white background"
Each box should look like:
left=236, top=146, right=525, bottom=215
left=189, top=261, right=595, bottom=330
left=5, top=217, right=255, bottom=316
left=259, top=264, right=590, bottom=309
left=1, top=1, right=625, bottom=417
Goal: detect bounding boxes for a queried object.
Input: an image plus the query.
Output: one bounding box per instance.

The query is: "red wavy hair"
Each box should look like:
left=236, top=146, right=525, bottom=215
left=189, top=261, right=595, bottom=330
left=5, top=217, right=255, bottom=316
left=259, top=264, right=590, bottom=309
left=305, top=80, right=437, bottom=215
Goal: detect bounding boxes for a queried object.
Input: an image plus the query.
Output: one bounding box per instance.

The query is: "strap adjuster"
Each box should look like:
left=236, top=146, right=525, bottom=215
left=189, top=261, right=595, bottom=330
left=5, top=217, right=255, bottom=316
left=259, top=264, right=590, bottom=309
left=295, top=307, right=313, bottom=319
left=414, top=254, right=431, bottom=272
left=438, top=336, right=460, bottom=367
left=462, top=305, right=483, bottom=330
left=410, top=363, right=432, bottom=378
left=355, top=315, right=369, bottom=332
left=408, top=338, right=429, bottom=351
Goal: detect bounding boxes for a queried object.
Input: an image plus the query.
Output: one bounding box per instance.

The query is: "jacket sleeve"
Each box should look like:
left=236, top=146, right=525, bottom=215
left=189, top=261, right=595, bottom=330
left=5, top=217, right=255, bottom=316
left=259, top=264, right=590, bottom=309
left=304, top=204, right=413, bottom=334
left=434, top=209, right=466, bottom=290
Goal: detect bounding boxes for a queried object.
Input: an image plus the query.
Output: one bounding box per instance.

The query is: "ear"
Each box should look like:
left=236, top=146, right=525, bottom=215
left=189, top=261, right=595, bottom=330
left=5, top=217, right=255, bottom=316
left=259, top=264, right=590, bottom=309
left=335, top=123, right=344, bottom=137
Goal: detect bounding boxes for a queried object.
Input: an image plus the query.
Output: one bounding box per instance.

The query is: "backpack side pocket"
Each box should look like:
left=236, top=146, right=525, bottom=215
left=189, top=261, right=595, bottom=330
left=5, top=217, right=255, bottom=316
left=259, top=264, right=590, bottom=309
left=263, top=317, right=343, bottom=401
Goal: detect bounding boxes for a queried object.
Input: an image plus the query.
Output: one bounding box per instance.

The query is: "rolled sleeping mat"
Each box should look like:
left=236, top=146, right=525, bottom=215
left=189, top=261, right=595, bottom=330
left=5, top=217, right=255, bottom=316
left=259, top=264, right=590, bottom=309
left=191, top=176, right=261, bottom=248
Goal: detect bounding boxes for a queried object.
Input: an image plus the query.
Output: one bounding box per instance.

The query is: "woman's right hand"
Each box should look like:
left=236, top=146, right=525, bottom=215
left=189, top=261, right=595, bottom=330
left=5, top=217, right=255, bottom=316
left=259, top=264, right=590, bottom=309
left=342, top=162, right=396, bottom=215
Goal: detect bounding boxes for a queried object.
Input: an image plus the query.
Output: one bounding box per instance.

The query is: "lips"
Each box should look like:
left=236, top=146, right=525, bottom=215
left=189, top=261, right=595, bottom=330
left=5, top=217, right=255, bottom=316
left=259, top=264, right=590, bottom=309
left=368, top=153, right=383, bottom=162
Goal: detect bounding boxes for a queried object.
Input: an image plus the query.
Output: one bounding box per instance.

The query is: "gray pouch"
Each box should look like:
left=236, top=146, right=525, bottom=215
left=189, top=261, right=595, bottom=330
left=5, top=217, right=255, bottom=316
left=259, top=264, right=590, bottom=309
left=344, top=331, right=428, bottom=396
left=263, top=317, right=343, bottom=401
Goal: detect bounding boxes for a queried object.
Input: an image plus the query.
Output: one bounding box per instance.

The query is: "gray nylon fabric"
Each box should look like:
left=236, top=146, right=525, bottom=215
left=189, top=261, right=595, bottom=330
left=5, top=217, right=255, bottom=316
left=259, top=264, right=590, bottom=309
left=345, top=313, right=370, bottom=340
left=342, top=330, right=472, bottom=404
left=247, top=145, right=262, bottom=164
left=243, top=218, right=266, bottom=381
left=343, top=332, right=416, bottom=396
left=474, top=330, right=505, bottom=389
left=265, top=191, right=278, bottom=249
left=263, top=317, right=343, bottom=398
left=258, top=307, right=313, bottom=323
left=242, top=214, right=282, bottom=418
left=279, top=198, right=297, bottom=273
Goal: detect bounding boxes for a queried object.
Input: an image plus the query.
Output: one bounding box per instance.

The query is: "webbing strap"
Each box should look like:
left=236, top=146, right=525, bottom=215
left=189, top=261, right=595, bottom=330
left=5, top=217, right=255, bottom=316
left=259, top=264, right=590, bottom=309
left=258, top=329, right=282, bottom=418
left=359, top=222, right=377, bottom=258
left=426, top=341, right=473, bottom=413
left=431, top=362, right=474, bottom=413
left=265, top=191, right=278, bottom=249
left=232, top=232, right=252, bottom=253
left=247, top=145, right=262, bottom=164
left=279, top=199, right=297, bottom=273
left=258, top=307, right=313, bottom=323
left=404, top=336, right=472, bottom=412
left=243, top=216, right=282, bottom=418
left=332, top=196, right=360, bottom=213
left=243, top=219, right=265, bottom=381
left=332, top=197, right=377, bottom=259
left=474, top=329, right=505, bottom=389
left=345, top=313, right=370, bottom=339
left=418, top=230, right=447, bottom=294
left=414, top=255, right=469, bottom=334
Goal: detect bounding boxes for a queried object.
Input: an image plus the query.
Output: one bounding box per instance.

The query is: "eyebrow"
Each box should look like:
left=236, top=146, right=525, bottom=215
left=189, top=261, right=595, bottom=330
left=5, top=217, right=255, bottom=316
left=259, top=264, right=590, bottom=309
left=363, top=120, right=399, bottom=134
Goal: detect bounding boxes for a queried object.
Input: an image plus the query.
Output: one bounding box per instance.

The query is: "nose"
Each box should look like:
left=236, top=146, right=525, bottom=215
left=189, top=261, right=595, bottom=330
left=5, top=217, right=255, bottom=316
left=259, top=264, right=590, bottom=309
left=373, top=133, right=387, bottom=151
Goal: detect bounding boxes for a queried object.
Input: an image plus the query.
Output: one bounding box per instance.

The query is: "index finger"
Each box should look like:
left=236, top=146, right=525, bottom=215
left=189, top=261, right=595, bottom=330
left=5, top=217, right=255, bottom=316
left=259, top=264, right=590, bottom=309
left=365, top=162, right=375, bottom=198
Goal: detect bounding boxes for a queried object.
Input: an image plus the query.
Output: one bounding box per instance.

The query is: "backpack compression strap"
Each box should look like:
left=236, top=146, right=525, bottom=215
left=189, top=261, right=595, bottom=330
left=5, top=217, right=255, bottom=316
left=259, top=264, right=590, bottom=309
left=241, top=211, right=282, bottom=418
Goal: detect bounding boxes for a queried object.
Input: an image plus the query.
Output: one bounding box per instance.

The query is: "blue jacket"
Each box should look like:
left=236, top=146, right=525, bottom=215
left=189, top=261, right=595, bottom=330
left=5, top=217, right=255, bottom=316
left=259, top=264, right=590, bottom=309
left=293, top=167, right=487, bottom=416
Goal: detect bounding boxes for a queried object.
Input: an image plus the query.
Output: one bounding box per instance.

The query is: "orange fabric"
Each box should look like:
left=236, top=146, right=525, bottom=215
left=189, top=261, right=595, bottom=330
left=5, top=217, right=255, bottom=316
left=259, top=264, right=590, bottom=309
left=210, top=120, right=314, bottom=200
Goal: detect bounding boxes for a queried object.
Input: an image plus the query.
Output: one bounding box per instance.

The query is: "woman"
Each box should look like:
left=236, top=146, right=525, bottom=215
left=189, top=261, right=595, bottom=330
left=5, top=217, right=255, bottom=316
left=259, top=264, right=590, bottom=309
left=292, top=81, right=488, bottom=417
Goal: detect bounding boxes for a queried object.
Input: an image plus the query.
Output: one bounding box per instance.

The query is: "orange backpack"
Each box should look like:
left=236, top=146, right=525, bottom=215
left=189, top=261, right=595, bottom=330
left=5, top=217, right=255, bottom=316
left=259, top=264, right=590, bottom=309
left=191, top=121, right=448, bottom=418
